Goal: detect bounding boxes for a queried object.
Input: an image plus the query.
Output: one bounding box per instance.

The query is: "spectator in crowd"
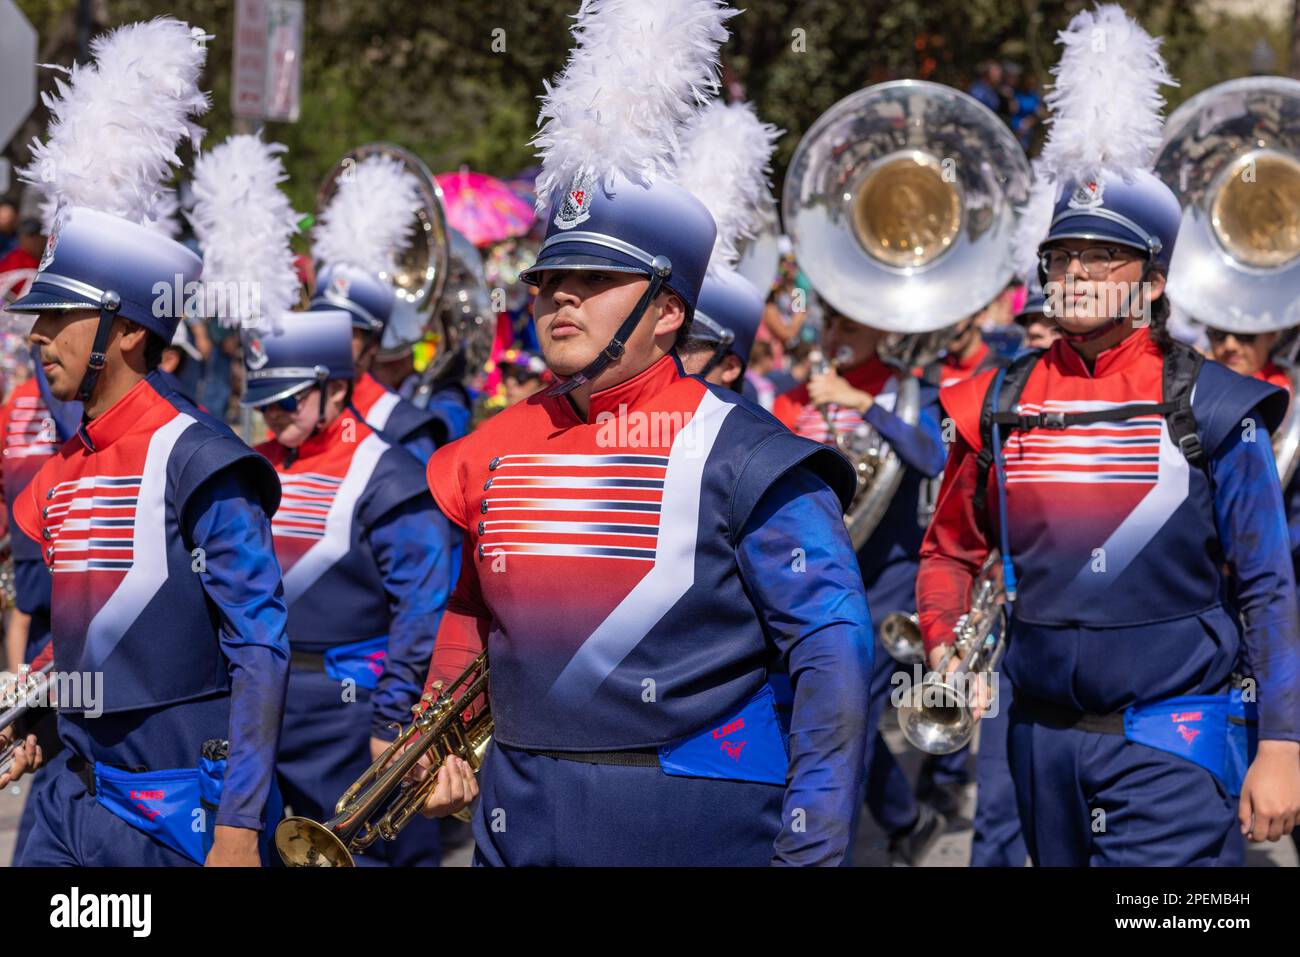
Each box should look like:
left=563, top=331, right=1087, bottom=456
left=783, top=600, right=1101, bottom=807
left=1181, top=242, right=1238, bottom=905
left=0, top=219, right=45, bottom=297
left=0, top=202, right=18, bottom=258
left=968, top=60, right=1004, bottom=115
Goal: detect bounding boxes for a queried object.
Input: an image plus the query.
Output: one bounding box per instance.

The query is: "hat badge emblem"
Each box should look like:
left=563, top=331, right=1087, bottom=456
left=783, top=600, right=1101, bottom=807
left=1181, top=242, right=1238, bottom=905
left=1068, top=179, right=1105, bottom=209
left=38, top=229, right=59, bottom=273
left=333, top=274, right=351, bottom=298
left=554, top=168, right=596, bottom=230
left=245, top=334, right=269, bottom=371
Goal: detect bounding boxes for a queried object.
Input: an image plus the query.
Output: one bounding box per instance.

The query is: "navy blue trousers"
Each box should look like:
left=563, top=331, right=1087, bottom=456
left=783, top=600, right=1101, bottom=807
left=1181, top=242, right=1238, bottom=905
left=277, top=667, right=441, bottom=867
left=1007, top=702, right=1235, bottom=866
left=969, top=701, right=1027, bottom=866
left=471, top=743, right=784, bottom=866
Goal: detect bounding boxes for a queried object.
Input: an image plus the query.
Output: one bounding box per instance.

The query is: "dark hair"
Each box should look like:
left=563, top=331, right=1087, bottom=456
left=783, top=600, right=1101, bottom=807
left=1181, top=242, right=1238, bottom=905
left=1147, top=293, right=1173, bottom=353
left=144, top=331, right=167, bottom=371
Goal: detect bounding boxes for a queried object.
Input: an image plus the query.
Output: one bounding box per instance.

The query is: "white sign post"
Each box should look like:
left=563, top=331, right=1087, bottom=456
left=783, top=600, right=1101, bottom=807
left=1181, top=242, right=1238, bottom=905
left=233, top=0, right=304, bottom=124
left=0, top=0, right=39, bottom=193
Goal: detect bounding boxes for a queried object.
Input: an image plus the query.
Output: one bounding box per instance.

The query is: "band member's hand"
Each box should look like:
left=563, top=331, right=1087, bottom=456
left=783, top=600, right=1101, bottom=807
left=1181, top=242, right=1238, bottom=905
left=1238, top=740, right=1300, bottom=842
left=925, top=644, right=990, bottom=721
left=808, top=369, right=873, bottom=414
left=419, top=754, right=479, bottom=819
left=205, top=825, right=262, bottom=867
left=0, top=732, right=41, bottom=787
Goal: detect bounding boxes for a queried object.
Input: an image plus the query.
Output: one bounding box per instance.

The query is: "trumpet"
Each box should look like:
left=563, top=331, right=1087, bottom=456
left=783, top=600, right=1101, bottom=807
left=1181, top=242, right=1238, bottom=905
left=275, top=651, right=491, bottom=867
left=877, top=611, right=925, bottom=664
left=896, top=552, right=1005, bottom=755
left=0, top=661, right=54, bottom=778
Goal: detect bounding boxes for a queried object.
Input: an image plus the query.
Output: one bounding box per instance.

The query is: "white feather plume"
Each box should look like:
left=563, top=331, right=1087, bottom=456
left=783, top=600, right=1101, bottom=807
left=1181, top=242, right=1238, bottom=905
left=21, top=18, right=211, bottom=227
left=531, top=0, right=737, bottom=211
left=676, top=100, right=782, bottom=272
left=312, top=155, right=421, bottom=277
left=1011, top=160, right=1058, bottom=282
left=187, top=135, right=301, bottom=331
left=1039, top=3, right=1176, bottom=184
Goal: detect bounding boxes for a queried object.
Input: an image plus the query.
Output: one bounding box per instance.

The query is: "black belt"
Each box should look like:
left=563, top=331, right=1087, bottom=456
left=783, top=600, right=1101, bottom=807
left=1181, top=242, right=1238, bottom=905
left=67, top=756, right=147, bottom=797
left=1011, top=691, right=1126, bottom=735
left=523, top=747, right=661, bottom=767
left=290, top=649, right=327, bottom=672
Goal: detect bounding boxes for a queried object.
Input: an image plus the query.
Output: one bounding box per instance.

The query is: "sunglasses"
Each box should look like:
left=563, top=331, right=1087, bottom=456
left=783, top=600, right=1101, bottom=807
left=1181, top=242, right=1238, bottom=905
left=1205, top=329, right=1258, bottom=345
left=259, top=383, right=314, bottom=413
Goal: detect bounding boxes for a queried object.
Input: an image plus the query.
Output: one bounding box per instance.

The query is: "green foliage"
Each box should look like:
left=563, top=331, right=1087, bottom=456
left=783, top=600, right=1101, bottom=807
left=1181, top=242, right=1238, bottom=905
left=9, top=0, right=1296, bottom=213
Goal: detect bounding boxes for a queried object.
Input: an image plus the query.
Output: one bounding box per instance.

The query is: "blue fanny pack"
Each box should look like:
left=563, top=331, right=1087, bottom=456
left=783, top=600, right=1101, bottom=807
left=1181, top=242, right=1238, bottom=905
left=323, top=635, right=389, bottom=691
left=658, top=684, right=790, bottom=786
left=1124, top=690, right=1257, bottom=796
left=94, top=756, right=283, bottom=865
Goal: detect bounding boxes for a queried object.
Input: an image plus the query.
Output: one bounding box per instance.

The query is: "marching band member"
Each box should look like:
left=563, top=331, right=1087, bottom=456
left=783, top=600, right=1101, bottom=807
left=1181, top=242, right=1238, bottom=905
left=772, top=308, right=948, bottom=863
left=243, top=310, right=452, bottom=867
left=310, top=155, right=447, bottom=463
left=918, top=5, right=1300, bottom=865
left=1, top=20, right=291, bottom=867
left=187, top=134, right=454, bottom=868
left=417, top=0, right=872, bottom=866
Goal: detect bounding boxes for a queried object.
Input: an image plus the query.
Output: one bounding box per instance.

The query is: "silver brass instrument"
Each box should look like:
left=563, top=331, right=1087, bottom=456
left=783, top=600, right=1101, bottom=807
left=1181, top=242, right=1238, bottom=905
left=275, top=651, right=490, bottom=867
left=0, top=661, right=54, bottom=777
left=785, top=81, right=1028, bottom=548
left=896, top=552, right=1006, bottom=755
left=783, top=80, right=1031, bottom=334
left=1155, top=77, right=1300, bottom=482
left=879, top=610, right=925, bottom=665
left=412, top=227, right=496, bottom=408
left=316, top=143, right=450, bottom=325
left=1155, top=76, right=1300, bottom=334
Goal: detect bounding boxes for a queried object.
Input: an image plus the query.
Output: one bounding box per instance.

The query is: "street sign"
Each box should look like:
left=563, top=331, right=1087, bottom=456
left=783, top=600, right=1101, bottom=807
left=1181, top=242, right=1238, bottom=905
left=0, top=0, right=39, bottom=183
left=233, top=0, right=303, bottom=123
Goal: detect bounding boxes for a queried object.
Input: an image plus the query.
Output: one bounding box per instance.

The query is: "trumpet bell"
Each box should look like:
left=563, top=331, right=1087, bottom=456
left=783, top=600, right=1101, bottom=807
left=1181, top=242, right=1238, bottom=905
left=1156, top=76, right=1300, bottom=332
left=782, top=80, right=1031, bottom=333
left=897, top=678, right=974, bottom=755
left=275, top=816, right=357, bottom=868
left=879, top=610, right=925, bottom=664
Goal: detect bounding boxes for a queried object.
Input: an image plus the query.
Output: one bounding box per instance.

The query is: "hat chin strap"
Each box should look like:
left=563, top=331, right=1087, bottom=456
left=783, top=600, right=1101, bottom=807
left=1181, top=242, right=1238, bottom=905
left=75, top=291, right=122, bottom=410
left=544, top=256, right=673, bottom=398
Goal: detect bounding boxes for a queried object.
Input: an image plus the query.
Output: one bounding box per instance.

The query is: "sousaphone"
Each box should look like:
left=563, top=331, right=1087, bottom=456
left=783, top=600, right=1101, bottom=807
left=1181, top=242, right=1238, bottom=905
left=1155, top=77, right=1300, bottom=484
left=783, top=80, right=1031, bottom=548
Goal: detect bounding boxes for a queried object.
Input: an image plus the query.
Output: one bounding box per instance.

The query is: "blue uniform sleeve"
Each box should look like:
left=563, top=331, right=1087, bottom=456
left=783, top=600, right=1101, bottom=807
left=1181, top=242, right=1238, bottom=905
left=184, top=470, right=291, bottom=831
left=863, top=401, right=946, bottom=478
left=367, top=497, right=453, bottom=738
left=736, top=465, right=873, bottom=865
left=1211, top=425, right=1300, bottom=742
left=401, top=432, right=437, bottom=466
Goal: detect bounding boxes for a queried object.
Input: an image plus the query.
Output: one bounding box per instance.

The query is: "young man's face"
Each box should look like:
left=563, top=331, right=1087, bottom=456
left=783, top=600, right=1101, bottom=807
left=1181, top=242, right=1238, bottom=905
left=1042, top=239, right=1165, bottom=334
left=823, top=310, right=885, bottom=366
left=532, top=269, right=680, bottom=380
left=29, top=308, right=102, bottom=401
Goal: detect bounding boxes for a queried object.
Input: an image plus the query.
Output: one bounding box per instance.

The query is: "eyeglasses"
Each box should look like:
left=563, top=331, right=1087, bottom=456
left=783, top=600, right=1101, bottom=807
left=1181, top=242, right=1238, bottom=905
left=1039, top=245, right=1135, bottom=279
left=1205, top=328, right=1258, bottom=345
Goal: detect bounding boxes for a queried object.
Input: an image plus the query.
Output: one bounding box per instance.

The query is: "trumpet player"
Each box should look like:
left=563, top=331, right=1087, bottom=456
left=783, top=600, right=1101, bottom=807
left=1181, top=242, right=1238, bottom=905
left=917, top=5, right=1300, bottom=866
left=773, top=308, right=949, bottom=864
left=415, top=0, right=873, bottom=866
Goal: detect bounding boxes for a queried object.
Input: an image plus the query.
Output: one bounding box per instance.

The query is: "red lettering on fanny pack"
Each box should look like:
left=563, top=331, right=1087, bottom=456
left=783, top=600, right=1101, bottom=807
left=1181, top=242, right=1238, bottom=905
left=129, top=789, right=165, bottom=800
left=1171, top=711, right=1203, bottom=723
left=711, top=717, right=745, bottom=739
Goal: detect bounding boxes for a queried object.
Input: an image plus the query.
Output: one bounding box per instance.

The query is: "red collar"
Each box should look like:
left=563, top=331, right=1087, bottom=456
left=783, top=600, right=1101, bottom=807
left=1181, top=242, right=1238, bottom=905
left=78, top=377, right=160, bottom=451
left=1257, top=362, right=1292, bottom=392
left=1051, top=326, right=1161, bottom=379
left=351, top=372, right=387, bottom=415
left=266, top=407, right=366, bottom=464
left=946, top=341, right=989, bottom=373
left=554, top=354, right=684, bottom=425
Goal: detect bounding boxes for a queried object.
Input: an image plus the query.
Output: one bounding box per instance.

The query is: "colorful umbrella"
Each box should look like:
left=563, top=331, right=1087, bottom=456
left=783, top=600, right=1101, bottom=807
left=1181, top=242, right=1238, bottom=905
left=435, top=168, right=536, bottom=248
